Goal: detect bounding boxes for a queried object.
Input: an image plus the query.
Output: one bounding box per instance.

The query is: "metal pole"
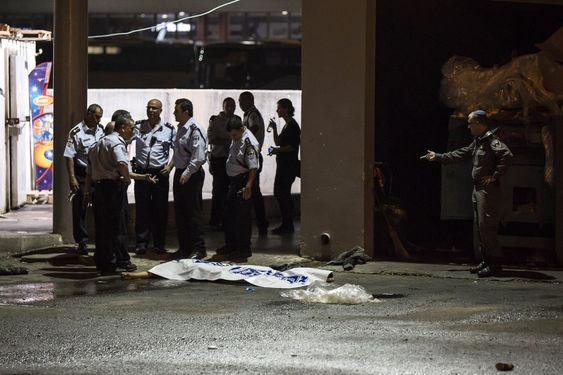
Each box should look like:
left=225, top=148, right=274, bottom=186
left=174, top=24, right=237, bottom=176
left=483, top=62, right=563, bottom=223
left=53, top=0, right=88, bottom=242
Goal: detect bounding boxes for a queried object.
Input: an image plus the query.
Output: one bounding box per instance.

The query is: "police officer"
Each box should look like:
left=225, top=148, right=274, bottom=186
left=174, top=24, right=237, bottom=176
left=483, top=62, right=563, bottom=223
left=131, top=99, right=175, bottom=255
left=171, top=98, right=207, bottom=259
left=210, top=117, right=259, bottom=263
left=85, top=116, right=138, bottom=274
left=238, top=91, right=269, bottom=235
left=423, top=110, right=513, bottom=277
left=64, top=104, right=104, bottom=255
left=207, top=97, right=240, bottom=230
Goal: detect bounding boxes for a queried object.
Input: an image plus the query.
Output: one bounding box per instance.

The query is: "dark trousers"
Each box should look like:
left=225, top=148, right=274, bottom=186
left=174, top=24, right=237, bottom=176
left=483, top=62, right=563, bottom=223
left=134, top=168, right=169, bottom=250
left=224, top=173, right=252, bottom=257
left=173, top=168, right=205, bottom=255
left=472, top=185, right=502, bottom=262
left=92, top=180, right=130, bottom=271
left=252, top=172, right=268, bottom=229
left=274, top=162, right=297, bottom=229
left=72, top=165, right=88, bottom=245
left=209, top=156, right=229, bottom=226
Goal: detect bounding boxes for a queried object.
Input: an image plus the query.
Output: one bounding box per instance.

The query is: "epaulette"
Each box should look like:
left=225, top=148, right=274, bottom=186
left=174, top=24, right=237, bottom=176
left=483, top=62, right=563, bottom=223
left=70, top=126, right=81, bottom=136
left=112, top=139, right=127, bottom=148
left=164, top=122, right=174, bottom=130
left=244, top=138, right=251, bottom=145
left=189, top=123, right=197, bottom=130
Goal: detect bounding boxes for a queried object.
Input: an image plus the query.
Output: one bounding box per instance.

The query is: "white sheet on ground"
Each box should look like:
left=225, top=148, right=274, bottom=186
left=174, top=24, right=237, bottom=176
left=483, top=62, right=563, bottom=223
left=148, top=259, right=333, bottom=289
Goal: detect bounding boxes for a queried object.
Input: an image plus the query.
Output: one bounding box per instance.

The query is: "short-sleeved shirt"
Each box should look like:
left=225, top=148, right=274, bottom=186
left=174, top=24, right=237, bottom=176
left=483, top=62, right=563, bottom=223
left=243, top=106, right=265, bottom=150
left=277, top=118, right=301, bottom=165
left=63, top=121, right=105, bottom=168
left=226, top=129, right=260, bottom=177
left=172, top=117, right=208, bottom=178
left=208, top=112, right=239, bottom=158
left=87, top=132, right=130, bottom=181
left=131, top=120, right=176, bottom=169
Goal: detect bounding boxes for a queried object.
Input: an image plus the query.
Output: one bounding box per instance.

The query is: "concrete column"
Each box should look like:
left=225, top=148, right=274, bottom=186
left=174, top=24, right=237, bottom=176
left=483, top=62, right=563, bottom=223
left=300, top=0, right=375, bottom=259
left=53, top=0, right=88, bottom=242
left=555, top=115, right=563, bottom=265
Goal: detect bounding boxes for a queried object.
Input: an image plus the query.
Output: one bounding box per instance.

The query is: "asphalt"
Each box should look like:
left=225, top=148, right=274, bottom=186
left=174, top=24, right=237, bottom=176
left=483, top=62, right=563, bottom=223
left=1, top=204, right=563, bottom=374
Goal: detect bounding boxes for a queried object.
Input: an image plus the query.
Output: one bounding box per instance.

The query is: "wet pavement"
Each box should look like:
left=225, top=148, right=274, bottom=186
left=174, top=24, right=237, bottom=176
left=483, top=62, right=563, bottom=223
left=1, top=205, right=563, bottom=373
left=1, top=271, right=563, bottom=374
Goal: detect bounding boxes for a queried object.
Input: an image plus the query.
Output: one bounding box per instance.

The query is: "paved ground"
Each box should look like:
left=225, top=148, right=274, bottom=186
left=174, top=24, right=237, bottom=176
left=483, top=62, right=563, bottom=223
left=1, top=205, right=563, bottom=374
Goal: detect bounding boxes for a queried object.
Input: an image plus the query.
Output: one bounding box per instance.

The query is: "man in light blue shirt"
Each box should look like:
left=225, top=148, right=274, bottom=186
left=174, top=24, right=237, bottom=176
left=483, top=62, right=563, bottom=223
left=63, top=104, right=104, bottom=255
left=210, top=117, right=258, bottom=263
left=171, top=98, right=207, bottom=259
left=131, top=99, right=176, bottom=255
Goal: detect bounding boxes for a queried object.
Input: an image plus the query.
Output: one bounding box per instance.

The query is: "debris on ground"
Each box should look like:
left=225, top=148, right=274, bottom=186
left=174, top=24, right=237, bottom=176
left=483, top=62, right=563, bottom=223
left=281, top=282, right=380, bottom=304
left=372, top=293, right=406, bottom=299
left=326, top=246, right=371, bottom=271
left=0, top=266, right=28, bottom=276
left=495, top=362, right=514, bottom=371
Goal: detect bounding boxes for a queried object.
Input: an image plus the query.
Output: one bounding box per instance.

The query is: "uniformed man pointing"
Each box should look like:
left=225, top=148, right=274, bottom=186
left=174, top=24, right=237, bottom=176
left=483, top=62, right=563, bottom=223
left=422, top=110, right=513, bottom=277
left=210, top=117, right=259, bottom=263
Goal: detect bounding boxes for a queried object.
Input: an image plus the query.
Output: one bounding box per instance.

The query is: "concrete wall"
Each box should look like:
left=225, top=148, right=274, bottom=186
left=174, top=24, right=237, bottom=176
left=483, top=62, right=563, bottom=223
left=300, top=0, right=375, bottom=259
left=84, top=89, right=302, bottom=198
left=0, top=39, right=35, bottom=213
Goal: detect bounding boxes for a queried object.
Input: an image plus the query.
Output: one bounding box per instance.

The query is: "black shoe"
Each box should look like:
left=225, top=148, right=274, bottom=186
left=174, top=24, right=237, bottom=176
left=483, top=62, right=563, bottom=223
left=189, top=250, right=207, bottom=260
left=229, top=250, right=250, bottom=263
left=227, top=256, right=248, bottom=263
left=99, top=269, right=119, bottom=276
left=116, top=262, right=138, bottom=272
left=215, top=245, right=234, bottom=255
left=154, top=247, right=167, bottom=255
left=207, top=253, right=231, bottom=262
left=77, top=243, right=88, bottom=256
left=469, top=261, right=487, bottom=274
left=271, top=226, right=294, bottom=235
left=135, top=246, right=147, bottom=255
left=477, top=264, right=502, bottom=278
left=168, top=250, right=188, bottom=260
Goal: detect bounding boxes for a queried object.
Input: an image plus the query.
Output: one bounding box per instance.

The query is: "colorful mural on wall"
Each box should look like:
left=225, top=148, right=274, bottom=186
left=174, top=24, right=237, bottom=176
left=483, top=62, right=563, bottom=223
left=29, top=62, right=54, bottom=191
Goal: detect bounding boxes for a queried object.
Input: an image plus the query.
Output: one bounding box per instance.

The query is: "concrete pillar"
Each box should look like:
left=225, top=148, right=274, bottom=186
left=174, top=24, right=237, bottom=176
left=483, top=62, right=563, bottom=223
left=555, top=115, right=563, bottom=265
left=300, top=0, right=375, bottom=259
left=53, top=0, right=88, bottom=242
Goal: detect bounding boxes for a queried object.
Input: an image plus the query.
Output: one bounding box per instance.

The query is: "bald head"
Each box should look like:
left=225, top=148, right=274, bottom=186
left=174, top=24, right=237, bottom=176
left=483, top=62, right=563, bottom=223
left=146, top=99, right=163, bottom=125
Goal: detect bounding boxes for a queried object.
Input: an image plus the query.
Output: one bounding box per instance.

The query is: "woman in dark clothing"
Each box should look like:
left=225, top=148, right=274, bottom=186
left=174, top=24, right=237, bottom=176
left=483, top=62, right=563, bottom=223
left=268, top=98, right=301, bottom=234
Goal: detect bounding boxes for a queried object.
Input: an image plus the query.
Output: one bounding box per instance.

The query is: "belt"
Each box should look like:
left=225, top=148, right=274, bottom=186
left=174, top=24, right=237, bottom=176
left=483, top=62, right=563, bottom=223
left=95, top=179, right=118, bottom=185
left=136, top=167, right=165, bottom=174
left=229, top=172, right=248, bottom=181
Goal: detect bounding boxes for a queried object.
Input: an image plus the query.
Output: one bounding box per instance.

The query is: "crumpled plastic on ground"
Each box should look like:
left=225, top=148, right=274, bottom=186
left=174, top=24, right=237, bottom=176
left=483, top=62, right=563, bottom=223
left=280, top=282, right=381, bottom=304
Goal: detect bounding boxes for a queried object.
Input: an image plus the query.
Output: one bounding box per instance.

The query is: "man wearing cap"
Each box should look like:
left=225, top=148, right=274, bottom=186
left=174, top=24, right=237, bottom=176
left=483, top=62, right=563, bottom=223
left=422, top=110, right=513, bottom=277
left=64, top=104, right=104, bottom=255
left=131, top=99, right=176, bottom=255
